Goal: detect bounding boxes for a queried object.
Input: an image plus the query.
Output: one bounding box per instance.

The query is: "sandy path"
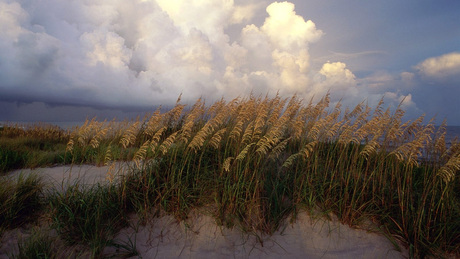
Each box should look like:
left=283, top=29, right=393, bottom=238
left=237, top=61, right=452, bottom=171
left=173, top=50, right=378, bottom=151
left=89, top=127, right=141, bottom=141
left=1, top=165, right=407, bottom=258
left=4, top=163, right=128, bottom=192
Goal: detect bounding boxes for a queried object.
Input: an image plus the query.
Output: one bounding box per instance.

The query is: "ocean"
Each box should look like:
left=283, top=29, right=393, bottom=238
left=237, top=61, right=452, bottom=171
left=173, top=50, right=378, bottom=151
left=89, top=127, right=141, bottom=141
left=1, top=121, right=459, bottom=147
left=445, top=126, right=460, bottom=147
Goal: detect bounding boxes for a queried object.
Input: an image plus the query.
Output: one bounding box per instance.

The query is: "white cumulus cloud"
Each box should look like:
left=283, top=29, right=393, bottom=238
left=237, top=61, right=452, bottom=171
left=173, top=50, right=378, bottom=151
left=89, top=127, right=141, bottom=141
left=415, top=52, right=460, bottom=80
left=0, top=0, right=415, bottom=114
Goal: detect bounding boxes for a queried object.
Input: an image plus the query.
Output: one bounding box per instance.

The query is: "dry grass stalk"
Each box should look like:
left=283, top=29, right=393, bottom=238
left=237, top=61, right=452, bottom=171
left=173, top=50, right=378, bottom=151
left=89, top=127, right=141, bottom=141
left=223, top=157, right=234, bottom=172
left=66, top=139, right=74, bottom=153
left=441, top=138, right=460, bottom=164
left=159, top=131, right=178, bottom=155
left=384, top=102, right=406, bottom=145
left=180, top=98, right=205, bottom=143
left=119, top=121, right=140, bottom=148
left=438, top=153, right=460, bottom=183
left=208, top=128, right=227, bottom=149
left=360, top=130, right=383, bottom=159
left=104, top=146, right=112, bottom=165
left=302, top=140, right=319, bottom=159
left=290, top=105, right=311, bottom=140
left=241, top=121, right=255, bottom=147
left=256, top=135, right=280, bottom=156
left=311, top=101, right=341, bottom=142
left=149, top=126, right=167, bottom=150
left=89, top=126, right=109, bottom=149
left=268, top=137, right=291, bottom=160
left=282, top=140, right=318, bottom=168
left=339, top=105, right=371, bottom=145
left=66, top=118, right=100, bottom=151
left=145, top=107, right=163, bottom=137
left=208, top=97, right=226, bottom=117
left=433, top=120, right=448, bottom=156
left=402, top=114, right=425, bottom=142
left=134, top=140, right=150, bottom=161
left=164, top=96, right=186, bottom=129
left=229, top=120, right=244, bottom=143
left=326, top=116, right=345, bottom=141
left=256, top=117, right=286, bottom=156
left=187, top=129, right=208, bottom=153
left=134, top=140, right=151, bottom=168
left=311, top=94, right=331, bottom=120
left=76, top=118, right=94, bottom=147
left=236, top=143, right=256, bottom=161
left=105, top=162, right=117, bottom=183
left=266, top=94, right=287, bottom=126
left=307, top=118, right=325, bottom=141
left=187, top=107, right=226, bottom=153
left=282, top=153, right=300, bottom=168
left=390, top=123, right=434, bottom=166
left=353, top=107, right=389, bottom=145
left=344, top=101, right=365, bottom=121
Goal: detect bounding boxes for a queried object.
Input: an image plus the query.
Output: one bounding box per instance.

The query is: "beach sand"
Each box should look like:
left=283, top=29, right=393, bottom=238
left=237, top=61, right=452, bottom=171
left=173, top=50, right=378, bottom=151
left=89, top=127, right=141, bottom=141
left=1, top=164, right=407, bottom=258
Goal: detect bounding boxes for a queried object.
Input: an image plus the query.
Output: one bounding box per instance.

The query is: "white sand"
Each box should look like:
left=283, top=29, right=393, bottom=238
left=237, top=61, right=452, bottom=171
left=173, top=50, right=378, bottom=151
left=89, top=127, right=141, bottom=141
left=104, top=213, right=406, bottom=259
left=4, top=163, right=129, bottom=192
left=1, top=165, right=407, bottom=258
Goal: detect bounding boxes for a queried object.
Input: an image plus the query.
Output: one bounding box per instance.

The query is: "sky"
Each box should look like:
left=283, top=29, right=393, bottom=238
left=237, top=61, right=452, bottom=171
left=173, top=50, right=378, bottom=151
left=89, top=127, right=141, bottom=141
left=1, top=0, right=459, bottom=125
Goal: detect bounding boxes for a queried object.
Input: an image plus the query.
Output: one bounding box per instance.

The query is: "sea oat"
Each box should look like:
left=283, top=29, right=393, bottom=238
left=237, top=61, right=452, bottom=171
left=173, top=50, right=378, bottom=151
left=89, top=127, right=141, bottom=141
left=282, top=153, right=300, bottom=168
left=268, top=137, right=291, bottom=160
left=438, top=153, right=460, bottom=183
left=104, top=146, right=113, bottom=165
left=209, top=128, right=227, bottom=150
left=150, top=126, right=167, bottom=150
left=223, top=157, right=234, bottom=172
left=145, top=107, right=163, bottom=137
left=134, top=140, right=150, bottom=161
left=120, top=121, right=140, bottom=148
left=236, top=143, right=256, bottom=161
left=159, top=131, right=178, bottom=155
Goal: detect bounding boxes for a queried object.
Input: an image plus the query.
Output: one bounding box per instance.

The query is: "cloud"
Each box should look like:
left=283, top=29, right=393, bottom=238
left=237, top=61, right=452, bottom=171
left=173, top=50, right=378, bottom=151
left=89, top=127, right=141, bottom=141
left=415, top=52, right=460, bottom=80
left=310, top=62, right=420, bottom=118
left=400, top=72, right=415, bottom=82
left=399, top=52, right=460, bottom=124
left=318, top=62, right=355, bottom=85
left=383, top=92, right=416, bottom=110
left=261, top=1, right=322, bottom=51
left=227, top=1, right=324, bottom=97
left=0, top=0, right=414, bottom=118
left=311, top=62, right=357, bottom=99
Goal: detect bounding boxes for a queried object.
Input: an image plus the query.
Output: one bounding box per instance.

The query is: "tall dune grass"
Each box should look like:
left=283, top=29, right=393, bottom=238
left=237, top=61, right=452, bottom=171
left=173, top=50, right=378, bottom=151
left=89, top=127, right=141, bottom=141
left=67, top=93, right=460, bottom=257
left=0, top=123, right=70, bottom=172
left=1, top=94, right=459, bottom=258
left=0, top=174, right=44, bottom=233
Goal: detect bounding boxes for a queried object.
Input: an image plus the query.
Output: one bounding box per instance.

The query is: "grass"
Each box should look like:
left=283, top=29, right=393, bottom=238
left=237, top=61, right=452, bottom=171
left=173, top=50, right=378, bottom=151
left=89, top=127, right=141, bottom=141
left=0, top=124, right=70, bottom=173
left=1, top=94, right=459, bottom=258
left=11, top=229, right=58, bottom=259
left=49, top=183, right=128, bottom=257
left=0, top=173, right=45, bottom=235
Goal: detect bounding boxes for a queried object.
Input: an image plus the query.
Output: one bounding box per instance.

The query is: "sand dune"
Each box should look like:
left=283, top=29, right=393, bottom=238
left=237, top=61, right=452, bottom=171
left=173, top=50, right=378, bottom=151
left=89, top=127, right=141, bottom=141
left=1, top=165, right=407, bottom=258
left=104, top=213, right=405, bottom=259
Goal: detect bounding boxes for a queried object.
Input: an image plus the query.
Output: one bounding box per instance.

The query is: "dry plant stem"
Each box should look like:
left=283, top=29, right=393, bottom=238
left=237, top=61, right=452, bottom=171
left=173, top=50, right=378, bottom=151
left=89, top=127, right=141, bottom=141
left=2, top=93, right=459, bottom=258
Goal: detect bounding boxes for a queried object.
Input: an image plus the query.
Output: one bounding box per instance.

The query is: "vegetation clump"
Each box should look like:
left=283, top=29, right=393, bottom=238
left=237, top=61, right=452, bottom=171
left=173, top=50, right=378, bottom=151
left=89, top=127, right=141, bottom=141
left=1, top=94, right=459, bottom=258
left=0, top=174, right=45, bottom=234
left=0, top=123, right=70, bottom=173
left=49, top=183, right=128, bottom=257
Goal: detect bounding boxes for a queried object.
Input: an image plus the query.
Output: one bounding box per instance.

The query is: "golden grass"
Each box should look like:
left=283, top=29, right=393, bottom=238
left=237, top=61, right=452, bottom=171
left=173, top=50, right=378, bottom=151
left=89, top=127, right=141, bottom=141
left=3, top=93, right=459, bottom=258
